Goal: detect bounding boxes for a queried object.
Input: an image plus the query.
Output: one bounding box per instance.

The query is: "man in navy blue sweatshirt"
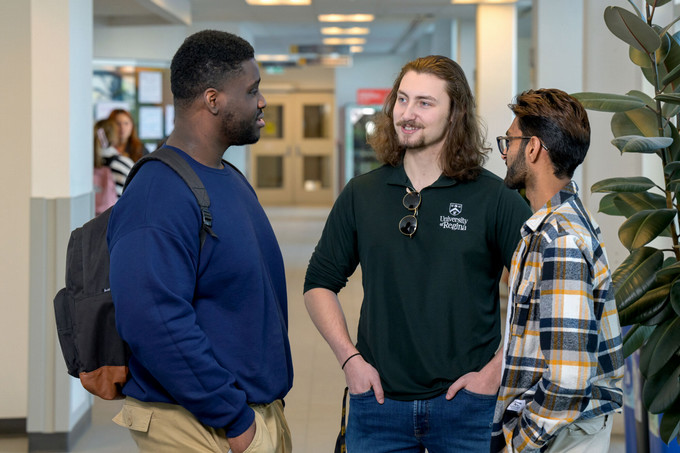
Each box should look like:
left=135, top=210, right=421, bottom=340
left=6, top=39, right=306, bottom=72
left=107, top=30, right=293, bottom=453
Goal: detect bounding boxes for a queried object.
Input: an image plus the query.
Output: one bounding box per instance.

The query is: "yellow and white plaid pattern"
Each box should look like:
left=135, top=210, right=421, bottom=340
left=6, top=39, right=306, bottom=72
left=490, top=181, right=624, bottom=453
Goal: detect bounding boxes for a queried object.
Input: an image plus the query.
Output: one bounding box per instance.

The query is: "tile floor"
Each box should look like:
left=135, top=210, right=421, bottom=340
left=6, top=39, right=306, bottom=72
left=0, top=206, right=626, bottom=452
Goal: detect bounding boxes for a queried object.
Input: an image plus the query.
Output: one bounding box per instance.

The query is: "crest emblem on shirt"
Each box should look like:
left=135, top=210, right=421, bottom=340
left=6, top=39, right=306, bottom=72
left=449, top=203, right=463, bottom=216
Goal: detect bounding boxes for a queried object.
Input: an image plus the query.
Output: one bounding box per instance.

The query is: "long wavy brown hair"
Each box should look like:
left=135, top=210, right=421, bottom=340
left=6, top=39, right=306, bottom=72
left=367, top=55, right=488, bottom=182
left=108, top=109, right=145, bottom=162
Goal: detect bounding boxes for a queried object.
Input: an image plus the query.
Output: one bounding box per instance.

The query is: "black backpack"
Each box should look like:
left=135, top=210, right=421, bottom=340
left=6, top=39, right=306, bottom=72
left=53, top=147, right=217, bottom=400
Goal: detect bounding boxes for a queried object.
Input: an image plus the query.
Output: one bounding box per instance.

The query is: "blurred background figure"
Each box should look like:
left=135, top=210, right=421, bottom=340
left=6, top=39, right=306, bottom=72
left=96, top=118, right=134, bottom=197
left=93, top=119, right=119, bottom=214
left=108, top=108, right=145, bottom=162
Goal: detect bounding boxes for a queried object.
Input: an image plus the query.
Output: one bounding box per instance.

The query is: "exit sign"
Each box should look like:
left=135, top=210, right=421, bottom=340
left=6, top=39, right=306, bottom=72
left=357, top=88, right=391, bottom=105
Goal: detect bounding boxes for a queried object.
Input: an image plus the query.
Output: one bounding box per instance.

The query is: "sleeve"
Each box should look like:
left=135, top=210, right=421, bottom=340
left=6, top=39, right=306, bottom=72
left=106, top=155, right=131, bottom=197
left=107, top=166, right=254, bottom=437
left=494, top=185, right=532, bottom=268
left=512, top=234, right=599, bottom=450
left=303, top=180, right=360, bottom=294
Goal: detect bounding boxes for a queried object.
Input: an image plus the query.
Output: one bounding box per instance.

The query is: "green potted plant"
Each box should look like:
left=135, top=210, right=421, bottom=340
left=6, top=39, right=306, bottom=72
left=572, top=0, right=680, bottom=445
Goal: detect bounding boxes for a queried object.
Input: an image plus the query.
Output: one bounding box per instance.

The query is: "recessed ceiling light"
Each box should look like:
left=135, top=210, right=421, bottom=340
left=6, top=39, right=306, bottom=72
left=318, top=14, right=375, bottom=22
left=350, top=46, right=364, bottom=53
left=321, top=27, right=370, bottom=35
left=451, top=0, right=516, bottom=3
left=256, top=54, right=295, bottom=62
left=246, top=0, right=311, bottom=5
left=323, top=37, right=366, bottom=45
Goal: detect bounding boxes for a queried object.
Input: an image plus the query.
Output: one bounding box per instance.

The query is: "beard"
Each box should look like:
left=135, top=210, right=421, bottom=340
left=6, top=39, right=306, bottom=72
left=504, top=150, right=528, bottom=190
left=395, top=120, right=447, bottom=150
left=222, top=109, right=262, bottom=146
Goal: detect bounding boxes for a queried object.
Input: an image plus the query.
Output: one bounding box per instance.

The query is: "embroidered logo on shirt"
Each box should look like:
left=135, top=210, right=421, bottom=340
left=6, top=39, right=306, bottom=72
left=440, top=203, right=468, bottom=231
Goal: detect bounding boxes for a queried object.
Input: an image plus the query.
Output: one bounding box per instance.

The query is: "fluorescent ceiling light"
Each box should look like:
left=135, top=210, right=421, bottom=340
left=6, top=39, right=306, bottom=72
left=321, top=27, right=370, bottom=35
left=323, top=37, right=366, bottom=45
left=318, top=14, right=375, bottom=22
left=452, top=0, right=516, bottom=3
left=350, top=46, right=364, bottom=53
left=256, top=54, right=294, bottom=62
left=246, top=0, right=311, bottom=5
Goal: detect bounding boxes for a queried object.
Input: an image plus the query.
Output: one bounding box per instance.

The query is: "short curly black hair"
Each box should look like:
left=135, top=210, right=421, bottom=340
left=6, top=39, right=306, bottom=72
left=170, top=30, right=254, bottom=109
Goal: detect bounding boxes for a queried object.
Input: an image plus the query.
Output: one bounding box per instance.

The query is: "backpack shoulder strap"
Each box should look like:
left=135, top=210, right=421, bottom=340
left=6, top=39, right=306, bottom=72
left=123, top=147, right=217, bottom=246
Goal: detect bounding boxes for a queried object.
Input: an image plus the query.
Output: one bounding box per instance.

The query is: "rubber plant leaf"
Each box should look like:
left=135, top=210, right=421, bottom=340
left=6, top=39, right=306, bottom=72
left=598, top=193, right=623, bottom=216
left=618, top=283, right=670, bottom=326
left=592, top=176, right=656, bottom=193
left=622, top=324, right=655, bottom=358
left=612, top=247, right=664, bottom=311
left=604, top=6, right=661, bottom=53
left=630, top=28, right=671, bottom=68
left=643, top=33, right=680, bottom=93
left=618, top=209, right=677, bottom=250
left=612, top=192, right=668, bottom=218
left=673, top=278, right=680, bottom=316
left=571, top=92, right=646, bottom=112
left=611, top=135, right=674, bottom=153
left=639, top=317, right=671, bottom=378
left=611, top=108, right=670, bottom=138
left=647, top=316, right=680, bottom=377
left=643, top=359, right=680, bottom=413
left=657, top=93, right=680, bottom=105
left=646, top=0, right=673, bottom=10
left=659, top=407, right=680, bottom=445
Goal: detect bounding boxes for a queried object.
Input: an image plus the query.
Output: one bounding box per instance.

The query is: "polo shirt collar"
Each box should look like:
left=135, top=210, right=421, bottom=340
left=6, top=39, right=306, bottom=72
left=522, top=180, right=578, bottom=236
left=385, top=164, right=458, bottom=189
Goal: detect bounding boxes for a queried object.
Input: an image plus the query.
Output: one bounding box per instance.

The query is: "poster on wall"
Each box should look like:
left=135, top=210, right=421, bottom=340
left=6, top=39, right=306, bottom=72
left=138, top=106, right=164, bottom=140
left=95, top=101, right=131, bottom=121
left=165, top=104, right=175, bottom=136
left=138, top=71, right=163, bottom=104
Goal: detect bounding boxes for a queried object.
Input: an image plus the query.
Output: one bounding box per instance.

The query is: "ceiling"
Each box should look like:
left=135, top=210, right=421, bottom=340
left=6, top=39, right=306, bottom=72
left=93, top=0, right=494, bottom=60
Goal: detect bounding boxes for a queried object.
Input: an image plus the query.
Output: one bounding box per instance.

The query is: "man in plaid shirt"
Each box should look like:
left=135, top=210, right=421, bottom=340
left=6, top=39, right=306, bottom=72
left=491, top=88, right=624, bottom=452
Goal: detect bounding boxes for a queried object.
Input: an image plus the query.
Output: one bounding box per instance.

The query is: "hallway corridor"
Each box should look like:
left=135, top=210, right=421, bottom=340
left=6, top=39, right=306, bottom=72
left=0, top=206, right=625, bottom=452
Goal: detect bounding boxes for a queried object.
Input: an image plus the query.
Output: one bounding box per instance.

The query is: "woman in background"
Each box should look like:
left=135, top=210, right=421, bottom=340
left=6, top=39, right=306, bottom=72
left=96, top=118, right=134, bottom=197
left=93, top=119, right=119, bottom=214
left=108, top=109, right=145, bottom=163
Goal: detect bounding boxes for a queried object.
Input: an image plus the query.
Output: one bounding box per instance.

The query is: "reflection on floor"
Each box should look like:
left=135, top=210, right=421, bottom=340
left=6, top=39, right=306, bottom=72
left=0, top=207, right=626, bottom=452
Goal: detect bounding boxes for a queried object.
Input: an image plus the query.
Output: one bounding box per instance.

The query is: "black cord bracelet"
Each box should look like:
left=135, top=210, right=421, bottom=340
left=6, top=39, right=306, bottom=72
left=341, top=352, right=362, bottom=370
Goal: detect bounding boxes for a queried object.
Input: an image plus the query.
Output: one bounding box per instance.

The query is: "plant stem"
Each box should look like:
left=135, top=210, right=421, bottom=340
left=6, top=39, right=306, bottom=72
left=652, top=46, right=680, bottom=260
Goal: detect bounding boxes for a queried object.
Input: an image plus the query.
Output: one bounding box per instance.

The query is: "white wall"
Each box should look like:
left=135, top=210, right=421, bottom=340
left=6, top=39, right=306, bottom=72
left=0, top=0, right=31, bottom=421
left=335, top=54, right=406, bottom=111
left=582, top=0, right=644, bottom=268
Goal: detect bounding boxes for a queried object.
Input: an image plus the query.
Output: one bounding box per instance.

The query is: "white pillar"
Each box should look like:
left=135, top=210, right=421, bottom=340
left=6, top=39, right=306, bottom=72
left=533, top=0, right=585, bottom=92
left=0, top=0, right=96, bottom=449
left=532, top=0, right=586, bottom=205
left=0, top=0, right=32, bottom=428
left=476, top=3, right=517, bottom=178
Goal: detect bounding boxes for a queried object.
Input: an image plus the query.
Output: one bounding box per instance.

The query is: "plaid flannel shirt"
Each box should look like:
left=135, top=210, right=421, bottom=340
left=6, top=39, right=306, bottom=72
left=490, top=181, right=624, bottom=452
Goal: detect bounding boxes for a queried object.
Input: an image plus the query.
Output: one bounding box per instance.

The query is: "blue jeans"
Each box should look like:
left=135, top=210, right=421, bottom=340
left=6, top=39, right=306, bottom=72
left=346, top=389, right=496, bottom=453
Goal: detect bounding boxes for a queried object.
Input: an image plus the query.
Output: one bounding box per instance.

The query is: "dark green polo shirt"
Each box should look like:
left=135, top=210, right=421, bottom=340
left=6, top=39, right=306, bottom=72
left=304, top=164, right=531, bottom=400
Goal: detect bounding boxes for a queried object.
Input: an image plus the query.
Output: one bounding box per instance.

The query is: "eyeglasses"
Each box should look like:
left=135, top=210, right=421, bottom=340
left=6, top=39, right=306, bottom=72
left=399, top=188, right=421, bottom=238
left=496, top=136, right=549, bottom=157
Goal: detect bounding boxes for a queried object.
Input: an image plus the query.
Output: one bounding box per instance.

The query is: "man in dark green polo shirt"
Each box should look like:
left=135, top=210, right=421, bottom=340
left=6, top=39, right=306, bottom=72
left=304, top=55, right=531, bottom=452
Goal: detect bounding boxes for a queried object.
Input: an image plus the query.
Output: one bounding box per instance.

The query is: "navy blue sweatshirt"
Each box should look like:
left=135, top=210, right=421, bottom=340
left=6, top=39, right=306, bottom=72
left=107, top=147, right=293, bottom=437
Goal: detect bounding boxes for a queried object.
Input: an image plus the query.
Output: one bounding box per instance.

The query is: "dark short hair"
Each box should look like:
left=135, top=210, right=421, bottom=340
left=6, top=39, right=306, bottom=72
left=509, top=89, right=590, bottom=178
left=170, top=30, right=254, bottom=109
left=368, top=55, right=487, bottom=182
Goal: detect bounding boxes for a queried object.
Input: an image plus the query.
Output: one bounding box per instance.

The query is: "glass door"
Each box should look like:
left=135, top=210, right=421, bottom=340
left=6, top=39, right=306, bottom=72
left=251, top=92, right=335, bottom=205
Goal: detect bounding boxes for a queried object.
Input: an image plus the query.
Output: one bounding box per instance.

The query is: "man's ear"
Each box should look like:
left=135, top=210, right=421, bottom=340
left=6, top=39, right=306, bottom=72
left=525, top=136, right=542, bottom=164
left=203, top=88, right=220, bottom=115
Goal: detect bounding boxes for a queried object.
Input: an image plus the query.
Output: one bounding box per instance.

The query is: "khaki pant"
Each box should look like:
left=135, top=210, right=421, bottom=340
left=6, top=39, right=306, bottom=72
left=544, top=414, right=613, bottom=453
left=113, top=397, right=292, bottom=453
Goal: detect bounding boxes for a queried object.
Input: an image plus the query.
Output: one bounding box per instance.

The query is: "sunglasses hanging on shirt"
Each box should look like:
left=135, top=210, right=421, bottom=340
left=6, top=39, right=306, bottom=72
left=399, top=188, right=421, bottom=238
